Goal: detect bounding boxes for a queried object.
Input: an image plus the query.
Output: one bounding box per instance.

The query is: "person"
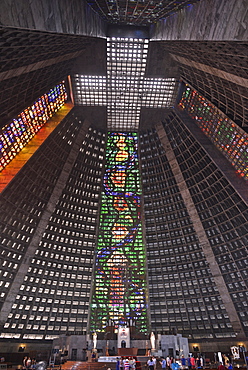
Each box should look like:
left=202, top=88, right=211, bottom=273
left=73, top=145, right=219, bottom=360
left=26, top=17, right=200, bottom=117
left=166, top=356, right=171, bottom=370
left=116, top=357, right=120, bottom=370
left=26, top=358, right=32, bottom=369
left=190, top=357, right=195, bottom=369
left=120, top=358, right=124, bottom=370
left=180, top=356, right=187, bottom=370
left=152, top=357, right=157, bottom=370
left=23, top=357, right=28, bottom=370
left=147, top=357, right=156, bottom=370
left=31, top=360, right=36, bottom=370
left=92, top=352, right=96, bottom=362
left=187, top=356, right=192, bottom=370
left=124, top=358, right=130, bottom=370
left=223, top=355, right=229, bottom=367
left=129, top=357, right=135, bottom=370
left=197, top=357, right=203, bottom=369
left=160, top=357, right=166, bottom=370
left=132, top=357, right=136, bottom=370
left=226, top=363, right=233, bottom=370
left=171, top=360, right=180, bottom=370
left=217, top=363, right=226, bottom=370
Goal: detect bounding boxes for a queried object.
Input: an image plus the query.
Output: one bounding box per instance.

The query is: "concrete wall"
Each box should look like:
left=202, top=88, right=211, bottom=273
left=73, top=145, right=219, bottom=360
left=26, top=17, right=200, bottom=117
left=150, top=0, right=248, bottom=41
left=0, top=341, right=52, bottom=364
left=53, top=335, right=88, bottom=361
left=0, top=0, right=106, bottom=37
left=160, top=335, right=189, bottom=358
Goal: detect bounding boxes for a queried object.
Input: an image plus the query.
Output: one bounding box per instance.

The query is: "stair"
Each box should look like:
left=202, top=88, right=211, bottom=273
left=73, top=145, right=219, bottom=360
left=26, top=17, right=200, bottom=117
left=61, top=362, right=116, bottom=370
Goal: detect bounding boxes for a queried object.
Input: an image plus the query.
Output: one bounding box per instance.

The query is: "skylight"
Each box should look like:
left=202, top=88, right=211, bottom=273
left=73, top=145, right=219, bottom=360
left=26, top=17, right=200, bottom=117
left=72, top=37, right=177, bottom=131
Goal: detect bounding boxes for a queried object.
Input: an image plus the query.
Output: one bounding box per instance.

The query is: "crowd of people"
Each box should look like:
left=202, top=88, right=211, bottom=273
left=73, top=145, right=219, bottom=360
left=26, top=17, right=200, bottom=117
left=117, top=357, right=138, bottom=370
left=116, top=354, right=235, bottom=370
left=22, top=357, right=37, bottom=369
left=146, top=355, right=206, bottom=370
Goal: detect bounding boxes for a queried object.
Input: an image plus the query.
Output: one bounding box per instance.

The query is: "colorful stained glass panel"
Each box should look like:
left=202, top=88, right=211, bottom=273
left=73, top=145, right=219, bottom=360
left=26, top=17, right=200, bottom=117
left=0, top=83, right=67, bottom=172
left=91, top=132, right=149, bottom=333
left=179, top=85, right=248, bottom=180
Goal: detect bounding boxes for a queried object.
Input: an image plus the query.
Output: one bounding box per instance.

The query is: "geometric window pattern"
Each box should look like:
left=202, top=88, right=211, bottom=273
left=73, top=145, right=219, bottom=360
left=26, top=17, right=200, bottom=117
left=72, top=37, right=177, bottom=132
left=0, top=82, right=67, bottom=172
left=179, top=85, right=248, bottom=180
left=91, top=132, right=149, bottom=333
left=106, top=38, right=149, bottom=131
left=162, top=111, right=248, bottom=338
left=140, top=127, right=236, bottom=340
left=84, top=0, right=201, bottom=26
left=0, top=124, right=105, bottom=340
left=72, top=76, right=107, bottom=106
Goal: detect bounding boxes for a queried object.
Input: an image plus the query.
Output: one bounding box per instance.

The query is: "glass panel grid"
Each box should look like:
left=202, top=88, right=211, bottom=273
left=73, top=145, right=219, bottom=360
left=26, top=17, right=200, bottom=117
left=72, top=75, right=107, bottom=105
left=0, top=126, right=105, bottom=339
left=72, top=37, right=177, bottom=131
left=179, top=85, right=248, bottom=180
left=161, top=112, right=248, bottom=337
left=140, top=127, right=237, bottom=339
left=142, top=78, right=177, bottom=108
left=107, top=38, right=148, bottom=131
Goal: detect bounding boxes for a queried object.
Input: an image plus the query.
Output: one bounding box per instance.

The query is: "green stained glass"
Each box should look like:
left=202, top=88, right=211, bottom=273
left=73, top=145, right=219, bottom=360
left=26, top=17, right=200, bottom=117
left=90, top=132, right=149, bottom=333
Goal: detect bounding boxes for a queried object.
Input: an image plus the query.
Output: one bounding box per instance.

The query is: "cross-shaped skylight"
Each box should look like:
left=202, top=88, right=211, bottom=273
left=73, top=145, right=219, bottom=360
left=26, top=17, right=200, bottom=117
left=72, top=37, right=177, bottom=131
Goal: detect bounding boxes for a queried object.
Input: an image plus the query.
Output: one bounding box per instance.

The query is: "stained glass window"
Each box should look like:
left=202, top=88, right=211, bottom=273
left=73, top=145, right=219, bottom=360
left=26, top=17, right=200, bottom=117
left=0, top=83, right=67, bottom=172
left=91, top=132, right=149, bottom=333
left=179, top=85, right=248, bottom=180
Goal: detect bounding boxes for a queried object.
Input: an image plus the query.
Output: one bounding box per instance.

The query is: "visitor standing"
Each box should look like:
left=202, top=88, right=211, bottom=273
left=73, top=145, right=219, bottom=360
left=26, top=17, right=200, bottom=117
left=152, top=357, right=157, bottom=370
left=23, top=357, right=27, bottom=370
left=160, top=357, right=166, bottom=370
left=124, top=358, right=130, bottom=370
left=147, top=357, right=156, bottom=370
left=171, top=360, right=180, bottom=370
left=180, top=356, right=187, bottom=369
left=217, top=363, right=226, bottom=370
left=166, top=356, right=171, bottom=370
left=120, top=358, right=124, bottom=370
left=190, top=357, right=195, bottom=369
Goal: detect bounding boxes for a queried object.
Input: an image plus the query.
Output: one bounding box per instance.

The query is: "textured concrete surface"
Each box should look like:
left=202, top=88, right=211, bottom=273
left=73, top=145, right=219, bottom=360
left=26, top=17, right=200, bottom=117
left=151, top=0, right=248, bottom=41
left=0, top=0, right=106, bottom=37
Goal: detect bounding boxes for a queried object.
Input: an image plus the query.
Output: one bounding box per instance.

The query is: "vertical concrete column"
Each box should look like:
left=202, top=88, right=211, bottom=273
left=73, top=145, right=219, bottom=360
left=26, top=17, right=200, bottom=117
left=155, top=121, right=245, bottom=338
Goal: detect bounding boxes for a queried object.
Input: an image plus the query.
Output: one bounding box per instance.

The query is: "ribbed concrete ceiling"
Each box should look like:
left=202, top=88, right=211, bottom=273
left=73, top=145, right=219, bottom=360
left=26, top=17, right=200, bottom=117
left=85, top=0, right=201, bottom=25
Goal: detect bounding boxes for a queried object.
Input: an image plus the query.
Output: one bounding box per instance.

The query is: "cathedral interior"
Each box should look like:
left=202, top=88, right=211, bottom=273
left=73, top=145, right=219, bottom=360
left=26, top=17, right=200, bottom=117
left=0, top=0, right=248, bottom=362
